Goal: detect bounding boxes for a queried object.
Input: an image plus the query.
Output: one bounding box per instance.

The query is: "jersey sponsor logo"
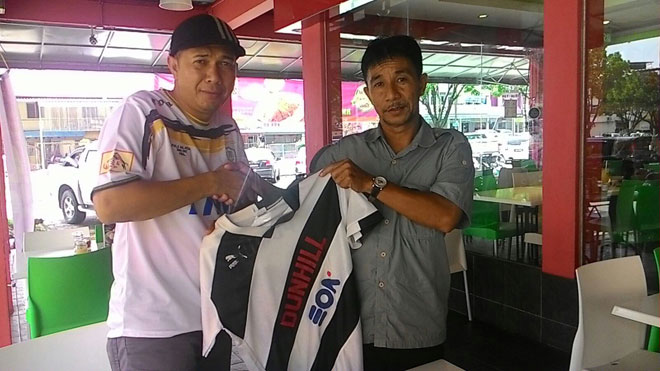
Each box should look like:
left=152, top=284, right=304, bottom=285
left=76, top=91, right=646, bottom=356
left=226, top=147, right=237, bottom=162
left=280, top=236, right=328, bottom=328
left=99, top=150, right=134, bottom=174
left=308, top=272, right=341, bottom=326
left=151, top=98, right=173, bottom=108
left=189, top=197, right=230, bottom=216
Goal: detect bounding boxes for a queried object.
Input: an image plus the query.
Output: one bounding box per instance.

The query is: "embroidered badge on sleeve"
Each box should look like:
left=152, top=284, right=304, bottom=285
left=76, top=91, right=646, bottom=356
left=100, top=150, right=135, bottom=174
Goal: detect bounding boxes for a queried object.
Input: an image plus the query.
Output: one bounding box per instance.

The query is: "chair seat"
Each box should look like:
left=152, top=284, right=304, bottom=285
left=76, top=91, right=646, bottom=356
left=524, top=232, right=542, bottom=245
left=586, top=349, right=660, bottom=370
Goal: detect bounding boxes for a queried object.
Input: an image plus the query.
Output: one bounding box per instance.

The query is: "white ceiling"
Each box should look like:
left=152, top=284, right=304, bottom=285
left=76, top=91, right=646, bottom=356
left=0, top=0, right=656, bottom=85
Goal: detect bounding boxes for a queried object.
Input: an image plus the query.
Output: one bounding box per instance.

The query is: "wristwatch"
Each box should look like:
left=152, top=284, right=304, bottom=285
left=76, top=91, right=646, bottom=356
left=369, top=176, right=388, bottom=201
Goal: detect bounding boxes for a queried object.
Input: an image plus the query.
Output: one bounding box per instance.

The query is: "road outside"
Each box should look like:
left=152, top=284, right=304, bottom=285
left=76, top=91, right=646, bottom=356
left=6, top=158, right=299, bottom=232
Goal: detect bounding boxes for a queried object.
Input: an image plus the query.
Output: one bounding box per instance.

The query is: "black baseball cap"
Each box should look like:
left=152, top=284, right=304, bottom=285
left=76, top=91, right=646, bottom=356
left=170, top=14, right=246, bottom=58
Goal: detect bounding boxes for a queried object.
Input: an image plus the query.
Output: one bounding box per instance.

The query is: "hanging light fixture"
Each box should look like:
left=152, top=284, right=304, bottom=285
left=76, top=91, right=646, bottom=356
left=159, top=0, right=193, bottom=11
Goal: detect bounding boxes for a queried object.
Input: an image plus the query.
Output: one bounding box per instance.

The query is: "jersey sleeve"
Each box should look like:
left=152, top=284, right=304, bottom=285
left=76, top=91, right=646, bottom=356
left=338, top=187, right=382, bottom=249
left=92, top=100, right=156, bottom=195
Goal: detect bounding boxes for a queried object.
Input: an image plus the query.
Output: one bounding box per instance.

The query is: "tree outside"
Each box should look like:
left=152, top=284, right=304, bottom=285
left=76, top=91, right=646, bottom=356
left=587, top=50, right=660, bottom=135
left=420, top=82, right=528, bottom=129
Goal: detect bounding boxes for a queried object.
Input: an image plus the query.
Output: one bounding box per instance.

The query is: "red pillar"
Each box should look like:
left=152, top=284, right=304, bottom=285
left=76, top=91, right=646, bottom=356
left=542, top=0, right=584, bottom=277
left=301, top=11, right=342, bottom=165
left=0, top=118, right=12, bottom=347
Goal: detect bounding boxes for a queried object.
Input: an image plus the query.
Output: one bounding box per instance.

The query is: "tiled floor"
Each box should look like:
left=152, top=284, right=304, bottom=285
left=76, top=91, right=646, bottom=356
left=444, top=311, right=570, bottom=371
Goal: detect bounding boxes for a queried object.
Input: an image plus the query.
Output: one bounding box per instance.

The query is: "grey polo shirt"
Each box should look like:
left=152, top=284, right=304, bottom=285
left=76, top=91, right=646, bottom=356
left=310, top=119, right=474, bottom=349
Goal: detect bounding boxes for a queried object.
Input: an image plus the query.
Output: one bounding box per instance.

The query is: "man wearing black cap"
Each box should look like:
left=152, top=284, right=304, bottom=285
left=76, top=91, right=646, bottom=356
left=92, top=14, right=277, bottom=370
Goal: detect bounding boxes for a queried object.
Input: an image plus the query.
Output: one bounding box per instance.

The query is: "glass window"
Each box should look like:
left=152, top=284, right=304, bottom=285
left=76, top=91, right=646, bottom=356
left=325, top=0, right=544, bottom=265
left=582, top=0, right=660, bottom=285
left=26, top=101, right=39, bottom=118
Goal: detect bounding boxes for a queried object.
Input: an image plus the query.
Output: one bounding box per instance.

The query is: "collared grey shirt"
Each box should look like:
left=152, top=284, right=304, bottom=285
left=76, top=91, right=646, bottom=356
left=310, top=118, right=474, bottom=349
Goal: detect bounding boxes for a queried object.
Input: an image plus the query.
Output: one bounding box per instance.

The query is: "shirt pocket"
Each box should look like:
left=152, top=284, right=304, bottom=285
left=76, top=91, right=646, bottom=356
left=398, top=215, right=438, bottom=240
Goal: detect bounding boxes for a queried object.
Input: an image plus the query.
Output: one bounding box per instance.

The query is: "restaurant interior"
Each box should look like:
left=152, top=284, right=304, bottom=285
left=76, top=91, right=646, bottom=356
left=0, top=0, right=658, bottom=369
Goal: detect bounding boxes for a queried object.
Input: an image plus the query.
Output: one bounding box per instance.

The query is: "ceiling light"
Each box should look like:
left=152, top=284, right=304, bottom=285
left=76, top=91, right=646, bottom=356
left=420, top=39, right=449, bottom=46
left=478, top=14, right=488, bottom=19
left=603, top=20, right=611, bottom=25
left=159, top=0, right=193, bottom=11
left=340, top=33, right=377, bottom=41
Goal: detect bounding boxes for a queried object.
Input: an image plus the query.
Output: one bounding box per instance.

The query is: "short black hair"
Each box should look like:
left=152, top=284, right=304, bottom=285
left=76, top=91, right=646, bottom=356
left=361, top=35, right=423, bottom=81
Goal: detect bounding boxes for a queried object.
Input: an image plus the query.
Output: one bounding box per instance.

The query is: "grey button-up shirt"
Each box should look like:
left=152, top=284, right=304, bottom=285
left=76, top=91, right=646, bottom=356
left=311, top=119, right=474, bottom=348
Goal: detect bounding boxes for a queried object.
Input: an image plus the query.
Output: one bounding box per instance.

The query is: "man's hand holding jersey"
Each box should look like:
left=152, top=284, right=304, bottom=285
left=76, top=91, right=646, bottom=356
left=216, top=162, right=285, bottom=209
left=319, top=158, right=463, bottom=233
left=94, top=160, right=286, bottom=224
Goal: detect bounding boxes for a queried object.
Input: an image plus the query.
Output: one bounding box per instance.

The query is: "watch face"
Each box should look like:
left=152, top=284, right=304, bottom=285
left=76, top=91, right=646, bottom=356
left=374, top=176, right=387, bottom=188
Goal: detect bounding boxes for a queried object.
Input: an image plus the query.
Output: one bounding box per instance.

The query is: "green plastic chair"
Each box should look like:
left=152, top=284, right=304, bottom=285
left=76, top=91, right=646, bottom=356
left=644, top=163, right=660, bottom=173
left=465, top=175, right=519, bottom=258
left=602, top=180, right=642, bottom=258
left=606, top=160, right=624, bottom=177
left=26, top=247, right=113, bottom=338
left=520, top=159, right=538, bottom=171
left=649, top=248, right=660, bottom=352
left=635, top=183, right=660, bottom=245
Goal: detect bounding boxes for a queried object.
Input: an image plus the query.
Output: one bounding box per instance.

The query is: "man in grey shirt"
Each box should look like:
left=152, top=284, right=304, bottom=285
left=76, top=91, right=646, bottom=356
left=311, top=35, right=474, bottom=370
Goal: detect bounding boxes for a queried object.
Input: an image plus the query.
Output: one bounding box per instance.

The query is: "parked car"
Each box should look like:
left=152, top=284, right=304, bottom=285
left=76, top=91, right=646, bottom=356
left=48, top=141, right=100, bottom=224
left=465, top=133, right=499, bottom=155
left=295, top=146, right=306, bottom=176
left=245, top=147, right=281, bottom=182
left=501, top=136, right=530, bottom=160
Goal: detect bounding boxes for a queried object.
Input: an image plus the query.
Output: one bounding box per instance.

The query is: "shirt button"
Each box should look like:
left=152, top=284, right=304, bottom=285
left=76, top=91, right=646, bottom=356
left=378, top=281, right=385, bottom=288
left=380, top=251, right=387, bottom=258
left=384, top=219, right=390, bottom=225
left=391, top=159, right=397, bottom=165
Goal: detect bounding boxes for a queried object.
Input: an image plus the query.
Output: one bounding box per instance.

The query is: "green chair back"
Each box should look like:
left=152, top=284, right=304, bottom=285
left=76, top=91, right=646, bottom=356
left=26, top=247, right=113, bottom=338
left=520, top=159, right=538, bottom=171
left=612, top=180, right=642, bottom=237
left=644, top=163, right=660, bottom=173
left=470, top=175, right=499, bottom=227
left=474, top=174, right=497, bottom=192
left=649, top=248, right=660, bottom=352
left=606, top=160, right=624, bottom=177
left=635, top=183, right=660, bottom=243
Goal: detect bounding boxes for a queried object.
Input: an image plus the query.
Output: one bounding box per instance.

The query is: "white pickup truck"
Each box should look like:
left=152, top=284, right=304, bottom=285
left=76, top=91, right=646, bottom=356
left=48, top=141, right=100, bottom=224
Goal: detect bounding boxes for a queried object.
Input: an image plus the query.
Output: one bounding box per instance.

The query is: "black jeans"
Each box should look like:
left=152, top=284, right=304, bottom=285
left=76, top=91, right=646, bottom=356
left=107, top=330, right=232, bottom=371
left=363, top=343, right=445, bottom=371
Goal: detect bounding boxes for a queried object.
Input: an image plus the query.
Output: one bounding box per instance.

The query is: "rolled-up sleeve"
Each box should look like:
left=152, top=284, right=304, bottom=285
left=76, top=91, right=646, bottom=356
left=309, top=144, right=339, bottom=173
left=430, top=140, right=474, bottom=229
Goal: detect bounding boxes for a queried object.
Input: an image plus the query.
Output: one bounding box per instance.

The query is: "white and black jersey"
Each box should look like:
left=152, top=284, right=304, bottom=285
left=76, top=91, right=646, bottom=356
left=200, top=173, right=381, bottom=371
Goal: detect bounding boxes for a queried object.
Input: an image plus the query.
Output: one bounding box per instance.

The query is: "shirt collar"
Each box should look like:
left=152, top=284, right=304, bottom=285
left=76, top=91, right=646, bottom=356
left=366, top=116, right=437, bottom=149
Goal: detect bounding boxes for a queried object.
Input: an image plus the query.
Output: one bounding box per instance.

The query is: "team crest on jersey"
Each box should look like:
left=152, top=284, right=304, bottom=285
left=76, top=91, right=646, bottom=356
left=172, top=143, right=191, bottom=156
left=100, top=150, right=134, bottom=174
left=308, top=271, right=341, bottom=326
left=226, top=147, right=237, bottom=162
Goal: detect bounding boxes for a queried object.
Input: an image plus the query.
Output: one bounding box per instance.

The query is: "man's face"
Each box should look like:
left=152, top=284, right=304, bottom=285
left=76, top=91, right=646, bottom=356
left=364, top=56, right=427, bottom=129
left=167, top=45, right=237, bottom=120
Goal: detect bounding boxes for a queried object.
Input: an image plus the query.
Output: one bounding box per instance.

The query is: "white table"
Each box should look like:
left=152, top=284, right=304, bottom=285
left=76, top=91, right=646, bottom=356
left=474, top=186, right=543, bottom=259
left=473, top=186, right=543, bottom=207
left=611, top=293, right=659, bottom=327
left=25, top=242, right=99, bottom=259
left=408, top=359, right=464, bottom=370
left=0, top=322, right=110, bottom=371
left=587, top=349, right=660, bottom=370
